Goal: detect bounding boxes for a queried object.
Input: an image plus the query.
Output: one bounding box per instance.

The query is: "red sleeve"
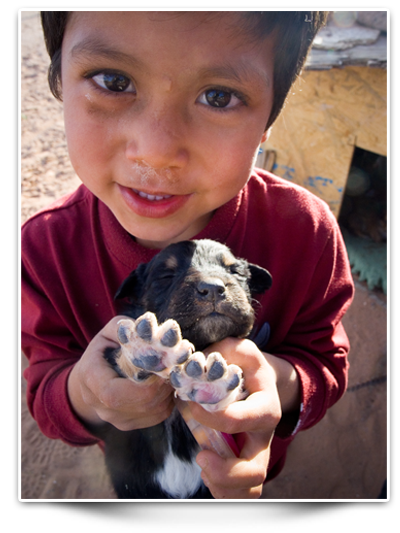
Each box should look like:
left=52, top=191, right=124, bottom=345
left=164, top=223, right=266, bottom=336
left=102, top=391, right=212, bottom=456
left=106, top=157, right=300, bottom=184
left=22, top=260, right=99, bottom=446
left=271, top=215, right=354, bottom=438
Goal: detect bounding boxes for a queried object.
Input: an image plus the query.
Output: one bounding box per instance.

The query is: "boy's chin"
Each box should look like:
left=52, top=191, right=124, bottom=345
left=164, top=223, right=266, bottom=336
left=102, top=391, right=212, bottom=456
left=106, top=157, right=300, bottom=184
left=124, top=216, right=214, bottom=250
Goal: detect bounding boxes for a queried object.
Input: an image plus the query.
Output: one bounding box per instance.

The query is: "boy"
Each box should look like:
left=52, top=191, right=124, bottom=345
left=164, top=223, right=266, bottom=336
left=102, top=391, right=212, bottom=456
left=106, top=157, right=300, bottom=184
left=21, top=11, right=354, bottom=499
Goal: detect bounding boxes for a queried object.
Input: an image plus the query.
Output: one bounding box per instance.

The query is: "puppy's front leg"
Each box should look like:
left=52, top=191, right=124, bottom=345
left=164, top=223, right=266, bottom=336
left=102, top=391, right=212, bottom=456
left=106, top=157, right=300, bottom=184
left=109, top=312, right=195, bottom=383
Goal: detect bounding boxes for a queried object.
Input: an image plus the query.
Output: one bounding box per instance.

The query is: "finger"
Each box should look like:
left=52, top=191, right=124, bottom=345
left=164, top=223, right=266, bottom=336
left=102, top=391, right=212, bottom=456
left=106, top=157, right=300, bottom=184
left=236, top=429, right=273, bottom=463
left=187, top=388, right=281, bottom=435
left=196, top=449, right=268, bottom=499
left=204, top=337, right=266, bottom=373
left=78, top=315, right=178, bottom=429
left=97, top=395, right=176, bottom=431
left=99, top=315, right=132, bottom=345
left=92, top=372, right=172, bottom=412
left=85, top=370, right=175, bottom=429
left=202, top=478, right=264, bottom=500
left=82, top=319, right=173, bottom=404
left=203, top=337, right=279, bottom=404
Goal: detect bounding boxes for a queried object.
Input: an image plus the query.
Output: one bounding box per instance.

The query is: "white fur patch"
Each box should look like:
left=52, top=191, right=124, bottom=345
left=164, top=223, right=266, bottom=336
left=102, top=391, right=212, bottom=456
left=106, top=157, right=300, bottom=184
left=154, top=450, right=202, bottom=499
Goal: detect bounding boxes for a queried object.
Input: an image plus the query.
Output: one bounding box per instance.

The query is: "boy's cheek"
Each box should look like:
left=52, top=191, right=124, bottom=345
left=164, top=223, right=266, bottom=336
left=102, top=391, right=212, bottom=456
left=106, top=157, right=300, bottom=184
left=64, top=112, right=116, bottom=173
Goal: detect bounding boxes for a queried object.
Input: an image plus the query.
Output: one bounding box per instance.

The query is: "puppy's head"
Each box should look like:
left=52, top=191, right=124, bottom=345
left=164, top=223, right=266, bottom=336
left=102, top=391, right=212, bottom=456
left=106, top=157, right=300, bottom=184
left=115, top=240, right=272, bottom=350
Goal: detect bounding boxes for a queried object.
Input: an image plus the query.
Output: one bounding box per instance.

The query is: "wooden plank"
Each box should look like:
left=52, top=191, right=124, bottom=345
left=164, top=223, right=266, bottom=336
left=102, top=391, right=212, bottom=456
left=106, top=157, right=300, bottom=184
left=306, top=35, right=387, bottom=69
left=262, top=66, right=387, bottom=217
left=312, top=24, right=381, bottom=51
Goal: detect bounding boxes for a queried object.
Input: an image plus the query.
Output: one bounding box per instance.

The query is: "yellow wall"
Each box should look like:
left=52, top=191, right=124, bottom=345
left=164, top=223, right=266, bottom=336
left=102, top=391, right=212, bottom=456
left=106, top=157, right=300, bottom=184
left=263, top=66, right=387, bottom=217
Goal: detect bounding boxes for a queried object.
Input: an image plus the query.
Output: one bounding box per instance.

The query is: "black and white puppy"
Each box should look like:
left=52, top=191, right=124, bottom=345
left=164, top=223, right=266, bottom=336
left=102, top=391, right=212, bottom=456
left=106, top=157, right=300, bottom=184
left=98, top=239, right=272, bottom=499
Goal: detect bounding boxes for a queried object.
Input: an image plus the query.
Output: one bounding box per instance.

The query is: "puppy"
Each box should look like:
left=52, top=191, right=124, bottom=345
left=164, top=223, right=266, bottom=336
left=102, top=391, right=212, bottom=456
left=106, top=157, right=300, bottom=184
left=98, top=239, right=272, bottom=499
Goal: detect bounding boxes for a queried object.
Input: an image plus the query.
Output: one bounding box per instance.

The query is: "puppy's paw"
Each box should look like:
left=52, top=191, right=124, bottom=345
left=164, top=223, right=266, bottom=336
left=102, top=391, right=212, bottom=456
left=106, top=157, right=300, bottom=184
left=169, top=351, right=246, bottom=411
left=115, top=312, right=194, bottom=382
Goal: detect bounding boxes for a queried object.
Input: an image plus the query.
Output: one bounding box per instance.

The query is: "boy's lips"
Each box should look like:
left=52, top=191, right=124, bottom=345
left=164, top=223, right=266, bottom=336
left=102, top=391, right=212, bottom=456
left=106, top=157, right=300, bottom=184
left=118, top=184, right=191, bottom=219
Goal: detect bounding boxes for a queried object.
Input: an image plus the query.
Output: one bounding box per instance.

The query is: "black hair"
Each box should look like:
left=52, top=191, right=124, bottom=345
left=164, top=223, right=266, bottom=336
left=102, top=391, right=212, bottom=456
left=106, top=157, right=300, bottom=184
left=40, top=10, right=327, bottom=129
left=242, top=11, right=327, bottom=127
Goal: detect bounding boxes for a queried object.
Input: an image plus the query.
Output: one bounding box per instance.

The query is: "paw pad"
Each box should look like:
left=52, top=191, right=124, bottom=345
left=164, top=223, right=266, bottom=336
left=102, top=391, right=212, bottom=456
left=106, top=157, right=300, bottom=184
left=116, top=312, right=194, bottom=381
left=114, top=312, right=245, bottom=410
left=170, top=351, right=245, bottom=411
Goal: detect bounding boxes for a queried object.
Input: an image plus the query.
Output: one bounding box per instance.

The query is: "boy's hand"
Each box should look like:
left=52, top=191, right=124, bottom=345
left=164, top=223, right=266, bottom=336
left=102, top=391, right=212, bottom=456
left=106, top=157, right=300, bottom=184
left=68, top=316, right=175, bottom=431
left=187, top=337, right=299, bottom=499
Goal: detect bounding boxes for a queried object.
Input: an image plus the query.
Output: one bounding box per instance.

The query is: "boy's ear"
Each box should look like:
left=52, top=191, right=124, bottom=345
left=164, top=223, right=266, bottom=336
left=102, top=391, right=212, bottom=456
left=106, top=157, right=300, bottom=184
left=248, top=264, right=273, bottom=294
left=114, top=264, right=147, bottom=301
left=260, top=127, right=272, bottom=144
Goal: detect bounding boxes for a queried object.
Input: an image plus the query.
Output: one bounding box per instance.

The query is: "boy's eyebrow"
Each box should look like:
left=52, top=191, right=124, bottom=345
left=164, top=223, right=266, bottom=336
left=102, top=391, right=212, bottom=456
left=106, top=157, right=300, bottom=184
left=197, top=63, right=272, bottom=90
left=69, top=37, right=271, bottom=89
left=70, top=37, right=142, bottom=68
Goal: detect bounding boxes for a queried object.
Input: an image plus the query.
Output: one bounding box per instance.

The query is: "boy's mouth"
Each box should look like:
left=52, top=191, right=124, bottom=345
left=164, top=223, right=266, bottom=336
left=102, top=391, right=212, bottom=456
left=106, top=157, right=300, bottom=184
left=132, top=189, right=172, bottom=202
left=118, top=184, right=191, bottom=219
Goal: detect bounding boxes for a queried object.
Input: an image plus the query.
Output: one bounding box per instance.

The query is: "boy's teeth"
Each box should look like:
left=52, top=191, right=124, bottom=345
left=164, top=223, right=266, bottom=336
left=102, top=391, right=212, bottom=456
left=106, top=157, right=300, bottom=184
left=134, top=189, right=172, bottom=201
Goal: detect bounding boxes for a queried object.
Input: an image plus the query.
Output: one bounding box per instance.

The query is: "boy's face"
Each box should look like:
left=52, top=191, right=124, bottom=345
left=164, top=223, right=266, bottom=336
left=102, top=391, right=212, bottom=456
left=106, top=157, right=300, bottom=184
left=61, top=12, right=274, bottom=249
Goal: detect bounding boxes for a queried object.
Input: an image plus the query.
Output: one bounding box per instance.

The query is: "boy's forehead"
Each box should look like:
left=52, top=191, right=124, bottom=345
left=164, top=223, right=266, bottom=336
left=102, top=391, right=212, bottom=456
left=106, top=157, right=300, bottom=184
left=67, top=11, right=241, bottom=48
left=65, top=11, right=274, bottom=88
left=69, top=10, right=248, bottom=31
left=66, top=11, right=268, bottom=53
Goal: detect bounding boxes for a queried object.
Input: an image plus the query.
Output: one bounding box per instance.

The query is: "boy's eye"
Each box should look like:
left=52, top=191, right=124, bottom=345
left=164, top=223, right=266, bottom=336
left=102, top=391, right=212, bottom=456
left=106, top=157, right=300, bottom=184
left=91, top=71, right=135, bottom=93
left=198, top=88, right=243, bottom=109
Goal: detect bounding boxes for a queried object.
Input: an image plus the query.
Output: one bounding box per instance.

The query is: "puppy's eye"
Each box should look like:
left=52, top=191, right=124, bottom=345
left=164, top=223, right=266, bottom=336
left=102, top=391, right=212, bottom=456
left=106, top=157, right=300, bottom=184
left=229, top=264, right=245, bottom=276
left=157, top=271, right=175, bottom=280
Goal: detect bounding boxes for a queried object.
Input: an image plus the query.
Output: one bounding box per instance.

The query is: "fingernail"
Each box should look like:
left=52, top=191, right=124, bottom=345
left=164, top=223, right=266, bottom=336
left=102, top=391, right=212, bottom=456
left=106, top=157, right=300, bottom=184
left=196, top=456, right=208, bottom=470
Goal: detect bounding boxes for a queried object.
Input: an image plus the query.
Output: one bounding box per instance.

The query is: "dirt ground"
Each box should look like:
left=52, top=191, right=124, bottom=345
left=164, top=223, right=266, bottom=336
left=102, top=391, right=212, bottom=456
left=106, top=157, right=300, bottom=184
left=20, top=11, right=388, bottom=500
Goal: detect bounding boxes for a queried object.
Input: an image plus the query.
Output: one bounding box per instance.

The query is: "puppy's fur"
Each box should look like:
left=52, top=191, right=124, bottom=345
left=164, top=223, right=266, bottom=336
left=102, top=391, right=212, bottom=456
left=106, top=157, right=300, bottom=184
left=96, top=239, right=272, bottom=499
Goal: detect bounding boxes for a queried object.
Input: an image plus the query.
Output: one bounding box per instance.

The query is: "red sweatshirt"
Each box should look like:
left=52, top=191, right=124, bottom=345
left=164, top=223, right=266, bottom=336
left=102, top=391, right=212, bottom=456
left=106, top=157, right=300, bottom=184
left=21, top=169, right=354, bottom=480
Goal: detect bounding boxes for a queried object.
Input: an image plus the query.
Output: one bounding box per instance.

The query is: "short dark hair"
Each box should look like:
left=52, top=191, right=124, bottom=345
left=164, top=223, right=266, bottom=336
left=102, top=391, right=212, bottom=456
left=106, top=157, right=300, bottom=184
left=40, top=10, right=327, bottom=129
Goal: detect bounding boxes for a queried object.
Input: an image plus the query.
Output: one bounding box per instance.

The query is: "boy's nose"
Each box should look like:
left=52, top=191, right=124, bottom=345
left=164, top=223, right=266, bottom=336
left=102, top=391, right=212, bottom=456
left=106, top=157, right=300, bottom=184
left=124, top=105, right=189, bottom=171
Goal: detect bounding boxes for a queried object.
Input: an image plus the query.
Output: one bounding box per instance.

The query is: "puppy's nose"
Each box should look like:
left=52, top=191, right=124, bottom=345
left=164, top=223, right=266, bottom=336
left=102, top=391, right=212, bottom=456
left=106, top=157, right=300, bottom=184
left=197, top=279, right=226, bottom=300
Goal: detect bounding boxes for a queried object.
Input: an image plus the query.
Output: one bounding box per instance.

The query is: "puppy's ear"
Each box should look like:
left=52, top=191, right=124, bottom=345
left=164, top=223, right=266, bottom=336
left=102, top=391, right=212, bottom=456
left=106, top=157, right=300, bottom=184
left=114, top=264, right=147, bottom=301
left=248, top=264, right=273, bottom=294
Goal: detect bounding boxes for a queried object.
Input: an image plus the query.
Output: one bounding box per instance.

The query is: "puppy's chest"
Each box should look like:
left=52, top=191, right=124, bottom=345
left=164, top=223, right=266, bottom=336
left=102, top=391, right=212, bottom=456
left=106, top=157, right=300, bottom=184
left=154, top=412, right=203, bottom=499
